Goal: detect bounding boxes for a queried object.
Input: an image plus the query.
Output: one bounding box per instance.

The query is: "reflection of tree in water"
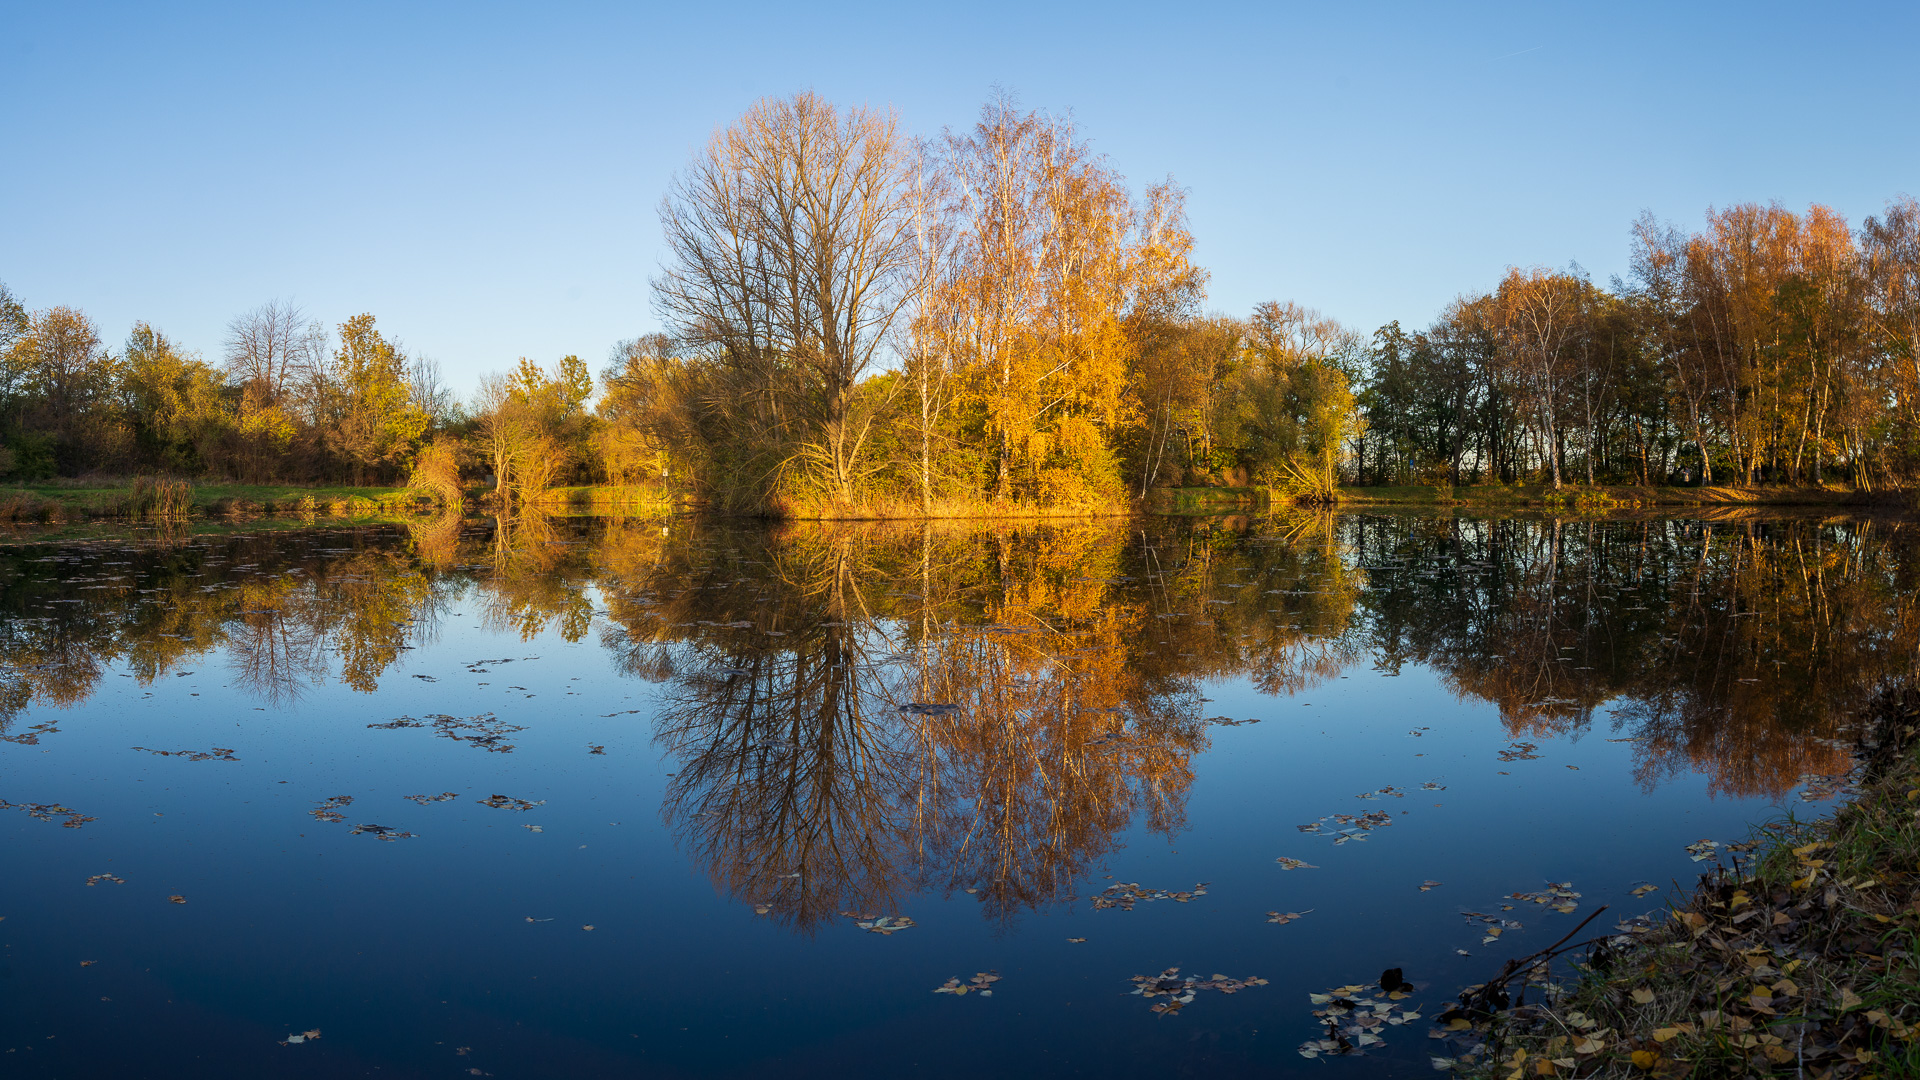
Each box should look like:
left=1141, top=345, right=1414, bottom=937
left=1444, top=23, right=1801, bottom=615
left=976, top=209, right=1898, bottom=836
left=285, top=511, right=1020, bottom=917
left=472, top=511, right=596, bottom=643
left=3, top=510, right=1918, bottom=912
left=632, top=527, right=925, bottom=931
left=1356, top=515, right=1920, bottom=798
left=224, top=574, right=329, bottom=707
left=0, top=528, right=465, bottom=720
left=630, top=522, right=1209, bottom=931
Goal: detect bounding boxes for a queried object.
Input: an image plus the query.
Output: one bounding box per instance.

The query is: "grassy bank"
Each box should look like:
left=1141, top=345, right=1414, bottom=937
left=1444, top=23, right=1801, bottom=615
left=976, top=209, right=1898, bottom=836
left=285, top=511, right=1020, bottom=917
left=1339, top=483, right=1885, bottom=510
left=0, top=481, right=428, bottom=522
left=1450, top=690, right=1920, bottom=1079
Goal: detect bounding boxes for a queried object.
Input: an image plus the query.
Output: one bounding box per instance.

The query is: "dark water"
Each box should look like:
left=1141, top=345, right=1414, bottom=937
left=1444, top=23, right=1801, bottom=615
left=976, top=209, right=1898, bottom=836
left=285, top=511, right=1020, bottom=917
left=2, top=511, right=1912, bottom=1078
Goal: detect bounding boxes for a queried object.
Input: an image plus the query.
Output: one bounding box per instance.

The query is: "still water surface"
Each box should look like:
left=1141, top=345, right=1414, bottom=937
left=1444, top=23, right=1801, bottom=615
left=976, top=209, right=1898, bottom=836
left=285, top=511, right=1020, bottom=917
left=2, top=512, right=1910, bottom=1078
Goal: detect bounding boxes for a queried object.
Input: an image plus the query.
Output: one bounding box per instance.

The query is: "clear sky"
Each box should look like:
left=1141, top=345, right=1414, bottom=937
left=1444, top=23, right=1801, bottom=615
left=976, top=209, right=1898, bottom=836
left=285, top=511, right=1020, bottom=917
left=4, top=0, right=1916, bottom=394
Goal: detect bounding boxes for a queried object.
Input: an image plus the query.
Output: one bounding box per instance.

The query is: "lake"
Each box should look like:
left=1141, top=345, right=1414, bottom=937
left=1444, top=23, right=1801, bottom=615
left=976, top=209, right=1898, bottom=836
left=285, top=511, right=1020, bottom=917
left=1, top=510, right=1907, bottom=1078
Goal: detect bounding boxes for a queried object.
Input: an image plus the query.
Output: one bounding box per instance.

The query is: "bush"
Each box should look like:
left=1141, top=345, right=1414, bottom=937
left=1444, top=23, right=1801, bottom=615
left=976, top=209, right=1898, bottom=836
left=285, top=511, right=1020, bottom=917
left=125, top=477, right=195, bottom=519
left=408, top=437, right=466, bottom=507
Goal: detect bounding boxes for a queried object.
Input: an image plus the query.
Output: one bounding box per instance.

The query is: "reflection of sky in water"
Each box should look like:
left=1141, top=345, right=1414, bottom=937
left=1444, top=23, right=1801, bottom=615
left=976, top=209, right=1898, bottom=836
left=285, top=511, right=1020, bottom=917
left=0, top=514, right=1896, bottom=1077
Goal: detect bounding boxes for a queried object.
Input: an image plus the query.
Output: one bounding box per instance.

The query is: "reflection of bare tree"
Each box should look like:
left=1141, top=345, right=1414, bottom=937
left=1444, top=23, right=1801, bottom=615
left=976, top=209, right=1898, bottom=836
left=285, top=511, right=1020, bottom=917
left=225, top=577, right=329, bottom=707
left=631, top=523, right=1210, bottom=930
left=653, top=539, right=920, bottom=932
left=475, top=511, right=595, bottom=642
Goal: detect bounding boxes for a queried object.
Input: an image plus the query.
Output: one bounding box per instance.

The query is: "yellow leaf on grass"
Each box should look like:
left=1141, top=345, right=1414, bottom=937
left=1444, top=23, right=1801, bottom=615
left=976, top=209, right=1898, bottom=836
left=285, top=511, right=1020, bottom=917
left=1631, top=1050, right=1659, bottom=1070
left=1632, top=988, right=1655, bottom=1004
left=1653, top=1028, right=1682, bottom=1043
left=1838, top=988, right=1865, bottom=1012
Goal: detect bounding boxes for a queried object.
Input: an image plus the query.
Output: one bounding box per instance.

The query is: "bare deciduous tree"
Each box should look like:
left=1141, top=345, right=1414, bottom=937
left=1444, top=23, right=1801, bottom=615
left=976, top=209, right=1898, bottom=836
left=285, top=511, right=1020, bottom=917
left=652, top=92, right=928, bottom=508
left=223, top=299, right=322, bottom=404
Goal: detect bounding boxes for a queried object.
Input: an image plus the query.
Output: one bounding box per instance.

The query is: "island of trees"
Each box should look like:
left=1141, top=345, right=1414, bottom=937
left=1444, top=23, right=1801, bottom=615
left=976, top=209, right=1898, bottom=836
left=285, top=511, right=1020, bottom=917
left=4, top=91, right=1919, bottom=518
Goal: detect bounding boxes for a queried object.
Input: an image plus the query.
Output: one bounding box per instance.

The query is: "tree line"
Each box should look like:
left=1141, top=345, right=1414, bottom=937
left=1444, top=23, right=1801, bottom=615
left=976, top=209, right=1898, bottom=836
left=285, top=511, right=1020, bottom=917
left=6, top=90, right=1918, bottom=507
left=1363, top=201, right=1920, bottom=490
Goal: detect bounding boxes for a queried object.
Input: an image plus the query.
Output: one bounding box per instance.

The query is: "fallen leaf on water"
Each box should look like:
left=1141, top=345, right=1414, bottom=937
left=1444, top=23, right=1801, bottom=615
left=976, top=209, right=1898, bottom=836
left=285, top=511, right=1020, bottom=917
left=1067, top=937, right=1086, bottom=943
left=80, top=960, right=96, bottom=967
left=349, top=823, right=418, bottom=841
left=932, top=971, right=1000, bottom=997
left=1091, top=881, right=1208, bottom=910
left=842, top=911, right=917, bottom=935
left=1629, top=883, right=1659, bottom=897
left=1275, top=857, right=1318, bottom=870
left=582, top=925, right=595, bottom=931
left=309, top=795, right=353, bottom=823
left=168, top=895, right=186, bottom=904
left=1418, top=880, right=1442, bottom=892
left=477, top=794, right=545, bottom=812
left=1684, top=839, right=1722, bottom=862
left=1131, top=967, right=1268, bottom=1016
left=1266, top=910, right=1312, bottom=924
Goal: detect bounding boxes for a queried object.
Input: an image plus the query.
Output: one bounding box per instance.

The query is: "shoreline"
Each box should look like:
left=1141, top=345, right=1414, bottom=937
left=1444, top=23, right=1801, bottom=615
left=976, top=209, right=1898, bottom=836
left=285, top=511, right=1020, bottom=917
left=1446, top=690, right=1920, bottom=1078
left=2, top=479, right=1908, bottom=527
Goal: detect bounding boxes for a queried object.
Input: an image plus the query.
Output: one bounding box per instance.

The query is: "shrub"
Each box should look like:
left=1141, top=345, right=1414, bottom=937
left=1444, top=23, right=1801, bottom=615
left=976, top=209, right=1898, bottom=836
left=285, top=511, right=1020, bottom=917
left=126, top=477, right=195, bottom=519
left=408, top=437, right=466, bottom=508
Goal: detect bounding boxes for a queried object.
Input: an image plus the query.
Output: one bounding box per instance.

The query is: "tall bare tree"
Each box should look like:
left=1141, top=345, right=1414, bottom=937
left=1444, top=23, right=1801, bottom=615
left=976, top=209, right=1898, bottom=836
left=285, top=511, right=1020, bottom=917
left=652, top=92, right=927, bottom=508
left=223, top=299, right=322, bottom=405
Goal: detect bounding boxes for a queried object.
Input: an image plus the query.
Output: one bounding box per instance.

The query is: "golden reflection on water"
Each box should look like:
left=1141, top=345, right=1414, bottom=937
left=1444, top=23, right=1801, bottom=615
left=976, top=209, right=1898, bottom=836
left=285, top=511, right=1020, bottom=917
left=1, top=512, right=1914, bottom=924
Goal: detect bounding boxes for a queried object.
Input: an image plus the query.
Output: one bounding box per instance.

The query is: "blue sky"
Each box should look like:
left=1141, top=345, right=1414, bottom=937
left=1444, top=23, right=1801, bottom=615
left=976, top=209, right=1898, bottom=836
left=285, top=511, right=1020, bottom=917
left=4, top=0, right=1916, bottom=394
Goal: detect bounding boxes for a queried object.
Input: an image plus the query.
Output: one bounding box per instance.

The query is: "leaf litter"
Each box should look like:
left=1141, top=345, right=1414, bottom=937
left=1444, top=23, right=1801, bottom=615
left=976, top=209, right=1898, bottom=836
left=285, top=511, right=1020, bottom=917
left=309, top=796, right=353, bottom=823
left=1090, top=881, right=1208, bottom=910
left=476, top=794, right=545, bottom=811
left=129, top=746, right=238, bottom=761
left=1129, top=967, right=1269, bottom=1016
left=0, top=798, right=96, bottom=829
left=840, top=912, right=916, bottom=935
left=1299, top=969, right=1424, bottom=1058
left=369, top=712, right=525, bottom=753
left=932, top=972, right=1001, bottom=997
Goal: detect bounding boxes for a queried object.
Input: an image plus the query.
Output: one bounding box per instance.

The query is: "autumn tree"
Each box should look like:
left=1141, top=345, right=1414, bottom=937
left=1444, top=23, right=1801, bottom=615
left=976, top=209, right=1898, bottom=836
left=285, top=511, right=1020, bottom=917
left=120, top=323, right=229, bottom=472
left=315, top=314, right=428, bottom=483
left=1215, top=301, right=1366, bottom=500
left=931, top=94, right=1204, bottom=505
left=1490, top=268, right=1591, bottom=489
left=595, top=334, right=712, bottom=486
left=1863, top=196, right=1920, bottom=467
left=652, top=92, right=927, bottom=510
